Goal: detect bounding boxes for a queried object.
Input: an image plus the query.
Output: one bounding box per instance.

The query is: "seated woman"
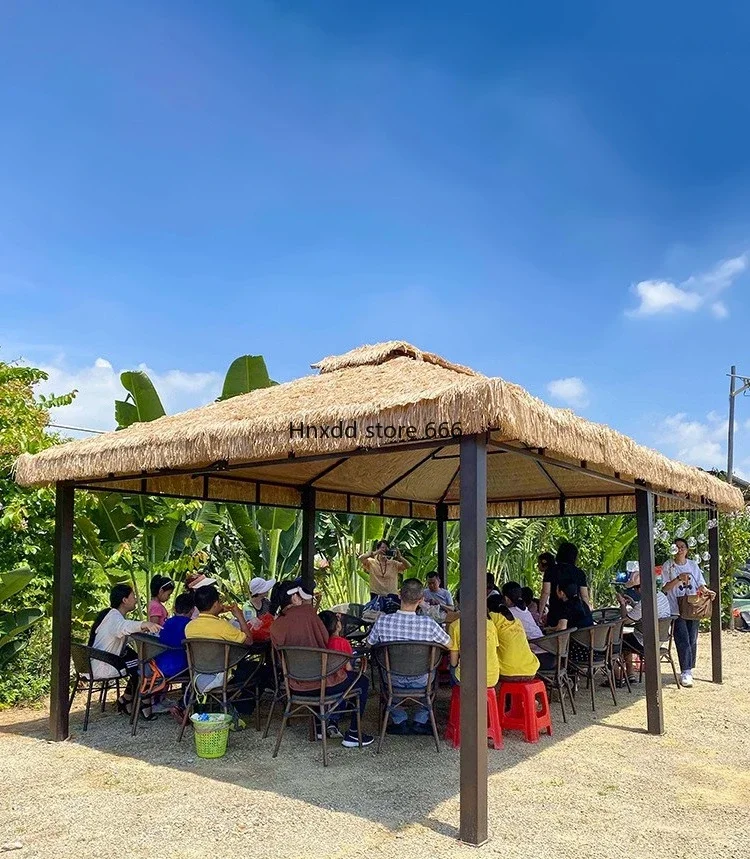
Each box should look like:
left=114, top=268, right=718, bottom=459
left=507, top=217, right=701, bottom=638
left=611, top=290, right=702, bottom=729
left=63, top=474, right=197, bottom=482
left=88, top=583, right=160, bottom=716
left=544, top=581, right=594, bottom=663
left=447, top=614, right=500, bottom=689
left=487, top=596, right=540, bottom=681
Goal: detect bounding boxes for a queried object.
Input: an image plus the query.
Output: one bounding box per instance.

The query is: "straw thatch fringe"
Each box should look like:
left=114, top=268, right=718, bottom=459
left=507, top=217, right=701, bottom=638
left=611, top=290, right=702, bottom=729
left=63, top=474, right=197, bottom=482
left=312, top=341, right=480, bottom=376
left=14, top=344, right=744, bottom=512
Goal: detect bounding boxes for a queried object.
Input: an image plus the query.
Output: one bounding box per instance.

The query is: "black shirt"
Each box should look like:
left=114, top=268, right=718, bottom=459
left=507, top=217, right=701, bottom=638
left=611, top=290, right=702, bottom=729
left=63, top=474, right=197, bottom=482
left=544, top=562, right=588, bottom=625
left=558, top=598, right=594, bottom=630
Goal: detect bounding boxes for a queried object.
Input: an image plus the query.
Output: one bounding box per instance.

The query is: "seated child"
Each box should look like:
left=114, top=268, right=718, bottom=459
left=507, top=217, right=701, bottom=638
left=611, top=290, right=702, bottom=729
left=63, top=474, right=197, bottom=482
left=447, top=615, right=500, bottom=689
left=318, top=610, right=353, bottom=658
left=521, top=586, right=542, bottom=627
left=155, top=592, right=195, bottom=678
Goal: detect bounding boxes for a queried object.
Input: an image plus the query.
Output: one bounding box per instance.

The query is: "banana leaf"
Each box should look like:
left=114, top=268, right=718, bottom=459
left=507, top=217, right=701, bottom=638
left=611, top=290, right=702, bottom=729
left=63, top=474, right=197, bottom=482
left=115, top=370, right=166, bottom=428
left=219, top=355, right=276, bottom=400
left=0, top=607, right=45, bottom=650
left=0, top=567, right=34, bottom=604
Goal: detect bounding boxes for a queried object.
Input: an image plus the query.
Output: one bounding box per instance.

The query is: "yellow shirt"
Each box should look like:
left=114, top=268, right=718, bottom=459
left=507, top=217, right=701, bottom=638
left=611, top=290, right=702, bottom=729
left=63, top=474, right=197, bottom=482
left=361, top=556, right=405, bottom=596
left=448, top=618, right=500, bottom=688
left=489, top=613, right=540, bottom=678
left=185, top=612, right=246, bottom=644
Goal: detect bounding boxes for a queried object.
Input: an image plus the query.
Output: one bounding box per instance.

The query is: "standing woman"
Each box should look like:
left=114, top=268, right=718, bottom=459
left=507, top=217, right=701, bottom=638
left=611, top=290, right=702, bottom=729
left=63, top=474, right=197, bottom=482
left=661, top=537, right=715, bottom=687
left=535, top=552, right=557, bottom=622
left=358, top=540, right=409, bottom=601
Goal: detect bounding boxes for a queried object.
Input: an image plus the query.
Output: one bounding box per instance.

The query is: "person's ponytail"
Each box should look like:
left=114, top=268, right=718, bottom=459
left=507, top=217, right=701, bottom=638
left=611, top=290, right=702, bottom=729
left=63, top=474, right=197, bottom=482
left=501, top=581, right=526, bottom=611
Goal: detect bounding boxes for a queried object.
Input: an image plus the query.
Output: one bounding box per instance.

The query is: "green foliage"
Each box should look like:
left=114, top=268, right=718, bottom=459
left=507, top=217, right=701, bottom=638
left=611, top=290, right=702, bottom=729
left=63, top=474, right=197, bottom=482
left=219, top=355, right=276, bottom=400
left=0, top=621, right=53, bottom=708
left=719, top=509, right=750, bottom=623
left=114, top=371, right=166, bottom=429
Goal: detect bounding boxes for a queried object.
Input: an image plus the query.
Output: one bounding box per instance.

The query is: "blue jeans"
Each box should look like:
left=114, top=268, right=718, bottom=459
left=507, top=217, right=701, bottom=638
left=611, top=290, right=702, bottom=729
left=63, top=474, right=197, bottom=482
left=390, top=673, right=429, bottom=725
left=673, top=618, right=699, bottom=673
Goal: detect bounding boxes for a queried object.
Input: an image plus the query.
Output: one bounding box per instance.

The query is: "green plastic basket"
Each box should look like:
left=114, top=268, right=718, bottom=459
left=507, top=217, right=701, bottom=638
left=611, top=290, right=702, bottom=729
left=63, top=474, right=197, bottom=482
left=190, top=713, right=232, bottom=759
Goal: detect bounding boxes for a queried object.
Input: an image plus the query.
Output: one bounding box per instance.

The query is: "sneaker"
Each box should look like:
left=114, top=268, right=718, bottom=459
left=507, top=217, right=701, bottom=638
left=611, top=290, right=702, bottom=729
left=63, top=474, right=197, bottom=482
left=681, top=672, right=694, bottom=687
left=342, top=731, right=374, bottom=748
left=411, top=722, right=433, bottom=736
left=316, top=724, right=344, bottom=740
left=386, top=722, right=410, bottom=735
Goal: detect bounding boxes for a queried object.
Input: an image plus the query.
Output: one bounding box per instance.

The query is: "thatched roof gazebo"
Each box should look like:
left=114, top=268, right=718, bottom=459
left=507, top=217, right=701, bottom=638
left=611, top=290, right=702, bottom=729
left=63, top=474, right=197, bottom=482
left=15, top=341, right=743, bottom=846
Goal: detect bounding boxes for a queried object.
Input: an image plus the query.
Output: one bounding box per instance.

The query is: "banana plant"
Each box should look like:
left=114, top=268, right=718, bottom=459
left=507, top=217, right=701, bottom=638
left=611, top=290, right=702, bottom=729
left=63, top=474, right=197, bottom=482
left=0, top=566, right=45, bottom=667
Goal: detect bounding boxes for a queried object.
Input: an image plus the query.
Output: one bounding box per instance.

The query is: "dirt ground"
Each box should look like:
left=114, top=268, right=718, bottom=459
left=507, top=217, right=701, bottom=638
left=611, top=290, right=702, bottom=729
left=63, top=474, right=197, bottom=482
left=1, top=632, right=749, bottom=859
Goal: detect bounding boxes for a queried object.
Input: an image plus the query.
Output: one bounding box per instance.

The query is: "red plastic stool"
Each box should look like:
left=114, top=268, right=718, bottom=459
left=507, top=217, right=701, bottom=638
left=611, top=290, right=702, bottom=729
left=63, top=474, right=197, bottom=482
left=444, top=685, right=503, bottom=749
left=498, top=679, right=552, bottom=743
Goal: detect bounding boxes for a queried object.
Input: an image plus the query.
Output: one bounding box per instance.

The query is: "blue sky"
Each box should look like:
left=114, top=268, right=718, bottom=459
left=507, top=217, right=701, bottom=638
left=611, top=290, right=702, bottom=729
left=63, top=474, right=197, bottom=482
left=2, top=1, right=750, bottom=473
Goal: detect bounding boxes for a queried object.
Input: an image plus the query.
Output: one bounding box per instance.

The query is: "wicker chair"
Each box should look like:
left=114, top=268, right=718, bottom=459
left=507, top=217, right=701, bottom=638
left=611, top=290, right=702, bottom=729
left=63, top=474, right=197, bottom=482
left=371, top=642, right=447, bottom=754
left=608, top=618, right=631, bottom=693
left=272, top=646, right=367, bottom=767
left=591, top=607, right=623, bottom=623
left=178, top=638, right=268, bottom=741
left=637, top=615, right=681, bottom=687
left=534, top=628, right=577, bottom=722
left=69, top=643, right=126, bottom=731
left=128, top=632, right=189, bottom=735
left=568, top=621, right=618, bottom=711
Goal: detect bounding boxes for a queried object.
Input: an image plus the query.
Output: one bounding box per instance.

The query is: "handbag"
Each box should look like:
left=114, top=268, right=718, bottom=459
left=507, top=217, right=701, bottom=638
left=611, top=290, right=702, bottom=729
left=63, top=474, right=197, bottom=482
left=678, top=593, right=713, bottom=620
left=666, top=560, right=713, bottom=620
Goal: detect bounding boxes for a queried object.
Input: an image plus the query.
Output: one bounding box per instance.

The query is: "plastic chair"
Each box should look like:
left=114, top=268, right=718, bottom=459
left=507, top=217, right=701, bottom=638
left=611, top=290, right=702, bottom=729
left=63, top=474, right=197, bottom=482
left=498, top=679, right=552, bottom=743
left=444, top=685, right=503, bottom=749
left=272, top=646, right=367, bottom=767
left=533, top=628, right=577, bottom=722
left=69, top=643, right=126, bottom=731
left=371, top=642, right=447, bottom=754
left=178, top=639, right=268, bottom=741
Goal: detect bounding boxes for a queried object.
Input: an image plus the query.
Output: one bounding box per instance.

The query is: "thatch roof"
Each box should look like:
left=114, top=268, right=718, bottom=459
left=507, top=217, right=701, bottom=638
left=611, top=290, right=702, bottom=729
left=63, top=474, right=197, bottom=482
left=14, top=340, right=743, bottom=515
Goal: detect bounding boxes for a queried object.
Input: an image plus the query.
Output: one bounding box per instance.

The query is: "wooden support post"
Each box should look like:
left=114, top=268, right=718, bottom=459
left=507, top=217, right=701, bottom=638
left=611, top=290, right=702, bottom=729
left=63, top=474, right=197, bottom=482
left=635, top=488, right=664, bottom=735
left=301, top=487, right=316, bottom=595
left=708, top=514, right=722, bottom=684
left=459, top=435, right=488, bottom=845
left=51, top=482, right=74, bottom=741
left=436, top=502, right=448, bottom=587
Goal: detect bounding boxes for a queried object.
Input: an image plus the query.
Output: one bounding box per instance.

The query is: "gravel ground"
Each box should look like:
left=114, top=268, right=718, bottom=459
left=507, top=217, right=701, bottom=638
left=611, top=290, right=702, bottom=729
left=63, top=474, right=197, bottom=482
left=1, top=632, right=749, bottom=859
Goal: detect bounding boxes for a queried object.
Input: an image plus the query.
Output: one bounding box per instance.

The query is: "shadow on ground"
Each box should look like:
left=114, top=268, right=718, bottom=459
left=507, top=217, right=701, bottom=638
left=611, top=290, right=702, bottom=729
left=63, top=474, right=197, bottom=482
left=0, top=671, right=680, bottom=833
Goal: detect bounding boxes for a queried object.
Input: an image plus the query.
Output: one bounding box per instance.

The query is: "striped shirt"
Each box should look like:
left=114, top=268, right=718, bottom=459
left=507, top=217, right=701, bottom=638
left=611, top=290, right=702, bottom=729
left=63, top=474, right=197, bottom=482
left=367, top=610, right=450, bottom=647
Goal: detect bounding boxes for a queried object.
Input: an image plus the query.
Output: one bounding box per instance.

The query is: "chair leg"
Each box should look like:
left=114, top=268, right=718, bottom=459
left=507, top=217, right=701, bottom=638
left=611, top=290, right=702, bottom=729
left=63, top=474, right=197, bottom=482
left=68, top=678, right=78, bottom=714
left=427, top=702, right=440, bottom=753
left=621, top=660, right=632, bottom=695
left=377, top=695, right=391, bottom=754
left=321, top=708, right=329, bottom=767
left=565, top=677, right=577, bottom=716
left=262, top=693, right=278, bottom=740
left=354, top=696, right=362, bottom=749
left=607, top=667, right=618, bottom=706
left=272, top=707, right=291, bottom=759
left=99, top=685, right=107, bottom=712
left=668, top=653, right=681, bottom=688
left=83, top=682, right=95, bottom=731
left=255, top=688, right=262, bottom=732
left=589, top=671, right=596, bottom=712
left=178, top=688, right=194, bottom=742
left=557, top=680, right=568, bottom=723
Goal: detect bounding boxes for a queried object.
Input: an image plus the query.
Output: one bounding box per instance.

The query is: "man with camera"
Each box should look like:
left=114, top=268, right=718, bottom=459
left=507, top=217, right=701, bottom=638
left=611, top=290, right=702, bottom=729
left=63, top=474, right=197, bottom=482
left=359, top=539, right=410, bottom=601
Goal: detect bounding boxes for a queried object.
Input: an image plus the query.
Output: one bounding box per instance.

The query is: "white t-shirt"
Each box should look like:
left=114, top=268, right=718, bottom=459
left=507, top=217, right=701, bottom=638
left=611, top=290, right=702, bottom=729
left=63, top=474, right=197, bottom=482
left=627, top=591, right=672, bottom=622
left=509, top=605, right=544, bottom=640
left=91, top=609, right=143, bottom=678
left=661, top=559, right=706, bottom=616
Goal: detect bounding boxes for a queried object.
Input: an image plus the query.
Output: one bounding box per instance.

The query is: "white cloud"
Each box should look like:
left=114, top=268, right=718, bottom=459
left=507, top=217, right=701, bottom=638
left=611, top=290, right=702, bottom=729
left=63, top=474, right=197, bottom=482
left=628, top=253, right=747, bottom=318
left=37, top=357, right=222, bottom=435
left=629, top=280, right=702, bottom=316
left=547, top=376, right=589, bottom=408
left=659, top=411, right=726, bottom=467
